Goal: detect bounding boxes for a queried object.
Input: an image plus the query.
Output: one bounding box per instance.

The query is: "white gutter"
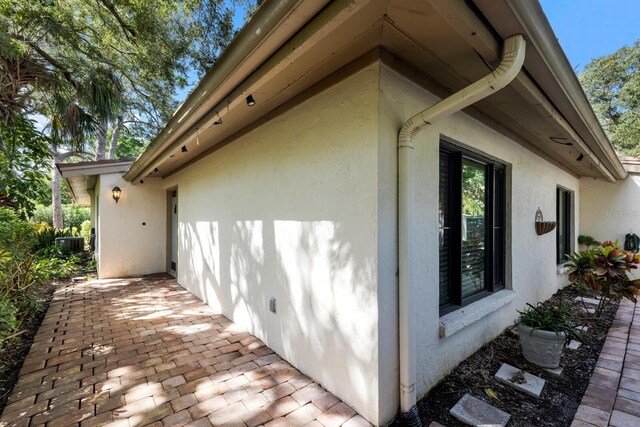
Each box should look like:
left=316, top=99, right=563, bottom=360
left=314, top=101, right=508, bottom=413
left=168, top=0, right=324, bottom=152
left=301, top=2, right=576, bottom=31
left=397, top=34, right=525, bottom=424
left=124, top=0, right=309, bottom=182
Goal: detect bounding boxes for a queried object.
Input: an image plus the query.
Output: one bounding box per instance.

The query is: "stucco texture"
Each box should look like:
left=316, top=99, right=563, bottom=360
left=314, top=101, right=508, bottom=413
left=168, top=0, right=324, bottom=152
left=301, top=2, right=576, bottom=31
left=96, top=173, right=166, bottom=278
left=161, top=65, right=383, bottom=424
left=377, top=64, right=580, bottom=400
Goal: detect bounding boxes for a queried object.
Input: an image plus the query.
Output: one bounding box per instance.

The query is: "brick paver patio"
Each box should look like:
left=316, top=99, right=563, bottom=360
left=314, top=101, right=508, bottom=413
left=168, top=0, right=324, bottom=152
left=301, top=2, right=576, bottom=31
left=572, top=299, right=640, bottom=427
left=0, top=274, right=371, bottom=427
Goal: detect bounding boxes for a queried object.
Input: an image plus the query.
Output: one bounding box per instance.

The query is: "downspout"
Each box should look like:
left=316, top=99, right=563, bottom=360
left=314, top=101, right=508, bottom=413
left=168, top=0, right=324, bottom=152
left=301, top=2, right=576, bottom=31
left=397, top=34, right=525, bottom=425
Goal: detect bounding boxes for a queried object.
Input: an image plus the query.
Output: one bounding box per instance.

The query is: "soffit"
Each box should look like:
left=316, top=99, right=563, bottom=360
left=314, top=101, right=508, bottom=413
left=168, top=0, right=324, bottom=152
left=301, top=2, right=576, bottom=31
left=147, top=0, right=614, bottom=181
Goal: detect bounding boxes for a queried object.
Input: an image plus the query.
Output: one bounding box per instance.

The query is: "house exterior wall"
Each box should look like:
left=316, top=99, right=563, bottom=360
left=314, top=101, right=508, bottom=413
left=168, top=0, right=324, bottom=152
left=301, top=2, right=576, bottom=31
left=377, top=64, right=580, bottom=400
left=580, top=174, right=640, bottom=272
left=161, top=65, right=384, bottom=424
left=96, top=173, right=166, bottom=278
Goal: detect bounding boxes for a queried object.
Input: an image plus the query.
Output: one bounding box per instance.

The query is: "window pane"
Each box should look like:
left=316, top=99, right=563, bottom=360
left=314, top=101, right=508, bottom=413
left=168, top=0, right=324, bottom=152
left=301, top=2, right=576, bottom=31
left=493, top=168, right=505, bottom=290
left=557, top=189, right=570, bottom=263
left=439, top=150, right=452, bottom=306
left=462, top=159, right=486, bottom=299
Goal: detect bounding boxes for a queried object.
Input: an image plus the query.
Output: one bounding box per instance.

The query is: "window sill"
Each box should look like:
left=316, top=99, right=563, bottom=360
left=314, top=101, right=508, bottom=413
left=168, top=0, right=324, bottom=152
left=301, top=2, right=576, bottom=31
left=439, top=290, right=516, bottom=338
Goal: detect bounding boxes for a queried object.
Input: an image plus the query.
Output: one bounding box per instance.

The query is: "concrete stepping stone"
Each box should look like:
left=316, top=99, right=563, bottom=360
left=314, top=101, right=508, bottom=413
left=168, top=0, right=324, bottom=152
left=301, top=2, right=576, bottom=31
left=576, top=326, right=588, bottom=332
left=574, top=296, right=600, bottom=305
left=582, top=306, right=595, bottom=314
left=449, top=394, right=510, bottom=427
left=567, top=340, right=581, bottom=350
left=544, top=366, right=563, bottom=378
left=495, top=363, right=545, bottom=398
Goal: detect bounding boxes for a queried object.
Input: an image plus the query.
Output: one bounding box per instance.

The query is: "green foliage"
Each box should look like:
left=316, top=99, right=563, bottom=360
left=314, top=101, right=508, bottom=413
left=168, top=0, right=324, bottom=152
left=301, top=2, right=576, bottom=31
left=113, top=131, right=148, bottom=159
left=0, top=207, right=36, bottom=250
left=565, top=240, right=640, bottom=317
left=0, top=116, right=51, bottom=217
left=518, top=296, right=579, bottom=342
left=0, top=207, right=85, bottom=343
left=580, top=41, right=640, bottom=156
left=0, top=298, right=18, bottom=343
left=578, top=235, right=600, bottom=247
left=33, top=224, right=79, bottom=252
left=31, top=204, right=90, bottom=230
left=81, top=220, right=92, bottom=245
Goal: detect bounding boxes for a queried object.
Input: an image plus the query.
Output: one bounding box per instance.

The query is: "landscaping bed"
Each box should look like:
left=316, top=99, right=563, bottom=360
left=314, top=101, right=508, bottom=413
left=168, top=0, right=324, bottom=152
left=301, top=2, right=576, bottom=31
left=0, top=282, right=55, bottom=414
left=414, top=285, right=619, bottom=427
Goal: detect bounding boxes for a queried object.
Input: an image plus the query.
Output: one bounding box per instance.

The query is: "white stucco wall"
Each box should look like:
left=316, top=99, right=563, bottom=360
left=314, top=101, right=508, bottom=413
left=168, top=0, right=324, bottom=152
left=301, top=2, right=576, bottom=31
left=580, top=175, right=640, bottom=243
left=161, top=65, right=383, bottom=424
left=377, top=64, right=580, bottom=400
left=97, top=173, right=166, bottom=278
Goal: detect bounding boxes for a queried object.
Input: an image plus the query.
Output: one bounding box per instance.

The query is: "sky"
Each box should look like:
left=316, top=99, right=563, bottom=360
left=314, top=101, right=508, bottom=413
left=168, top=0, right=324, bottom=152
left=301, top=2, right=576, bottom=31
left=540, top=0, right=640, bottom=72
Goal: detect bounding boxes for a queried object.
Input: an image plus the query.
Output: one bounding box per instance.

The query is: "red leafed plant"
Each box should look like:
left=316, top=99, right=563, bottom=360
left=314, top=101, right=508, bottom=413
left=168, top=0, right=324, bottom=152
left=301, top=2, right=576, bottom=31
left=566, top=240, right=640, bottom=317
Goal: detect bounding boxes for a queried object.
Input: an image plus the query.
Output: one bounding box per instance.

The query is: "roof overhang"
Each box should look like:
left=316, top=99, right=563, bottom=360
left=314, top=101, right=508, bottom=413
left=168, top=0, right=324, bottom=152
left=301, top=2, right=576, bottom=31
left=125, top=0, right=625, bottom=183
left=57, top=159, right=134, bottom=206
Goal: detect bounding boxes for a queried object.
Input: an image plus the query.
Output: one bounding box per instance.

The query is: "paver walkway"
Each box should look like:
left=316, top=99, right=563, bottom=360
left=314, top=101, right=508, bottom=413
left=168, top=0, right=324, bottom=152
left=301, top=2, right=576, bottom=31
left=572, top=299, right=640, bottom=427
left=0, top=274, right=370, bottom=427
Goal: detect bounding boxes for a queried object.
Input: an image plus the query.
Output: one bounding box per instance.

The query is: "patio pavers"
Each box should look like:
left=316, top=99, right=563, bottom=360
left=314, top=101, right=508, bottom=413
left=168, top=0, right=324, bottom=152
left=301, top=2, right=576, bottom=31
left=571, top=299, right=640, bottom=427
left=0, top=274, right=371, bottom=427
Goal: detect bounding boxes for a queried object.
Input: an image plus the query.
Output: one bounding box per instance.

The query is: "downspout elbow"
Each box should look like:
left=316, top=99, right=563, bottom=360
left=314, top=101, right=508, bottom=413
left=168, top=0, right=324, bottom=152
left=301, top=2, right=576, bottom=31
left=397, top=34, right=525, bottom=425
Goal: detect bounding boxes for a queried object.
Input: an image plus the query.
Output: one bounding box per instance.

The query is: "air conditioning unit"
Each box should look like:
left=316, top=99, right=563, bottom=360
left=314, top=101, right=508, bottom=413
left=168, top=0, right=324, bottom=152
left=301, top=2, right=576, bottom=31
left=55, top=237, right=85, bottom=252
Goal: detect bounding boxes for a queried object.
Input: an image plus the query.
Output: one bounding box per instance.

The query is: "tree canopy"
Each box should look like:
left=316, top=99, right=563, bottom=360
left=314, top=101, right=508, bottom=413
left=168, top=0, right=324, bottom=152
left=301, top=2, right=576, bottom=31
left=0, top=0, right=250, bottom=217
left=580, top=40, right=640, bottom=156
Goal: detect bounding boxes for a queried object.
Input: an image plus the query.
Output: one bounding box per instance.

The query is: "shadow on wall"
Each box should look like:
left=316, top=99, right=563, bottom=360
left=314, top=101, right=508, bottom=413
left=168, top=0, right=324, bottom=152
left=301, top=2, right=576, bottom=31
left=179, top=217, right=379, bottom=415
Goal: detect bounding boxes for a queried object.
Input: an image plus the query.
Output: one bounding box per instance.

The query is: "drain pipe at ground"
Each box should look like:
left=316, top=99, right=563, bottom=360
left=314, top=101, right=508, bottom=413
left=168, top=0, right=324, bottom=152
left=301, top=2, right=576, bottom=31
left=397, top=34, right=526, bottom=426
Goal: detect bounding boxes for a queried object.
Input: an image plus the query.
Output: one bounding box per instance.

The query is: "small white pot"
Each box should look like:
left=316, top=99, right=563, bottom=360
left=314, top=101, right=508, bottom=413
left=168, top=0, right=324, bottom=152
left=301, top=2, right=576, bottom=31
left=518, top=323, right=566, bottom=368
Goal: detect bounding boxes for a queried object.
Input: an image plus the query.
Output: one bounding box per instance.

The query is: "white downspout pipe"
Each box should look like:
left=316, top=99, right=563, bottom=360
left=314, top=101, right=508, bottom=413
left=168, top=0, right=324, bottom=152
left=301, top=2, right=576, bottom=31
left=397, top=34, right=525, bottom=425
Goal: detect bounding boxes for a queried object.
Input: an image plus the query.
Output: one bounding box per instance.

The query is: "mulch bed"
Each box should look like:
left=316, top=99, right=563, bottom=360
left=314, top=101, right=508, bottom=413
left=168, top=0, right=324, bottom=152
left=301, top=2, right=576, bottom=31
left=0, top=283, right=56, bottom=414
left=414, top=286, right=619, bottom=427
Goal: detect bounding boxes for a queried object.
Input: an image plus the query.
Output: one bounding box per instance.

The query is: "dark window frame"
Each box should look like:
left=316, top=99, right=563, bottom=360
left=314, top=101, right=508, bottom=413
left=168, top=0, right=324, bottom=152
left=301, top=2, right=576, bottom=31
left=439, top=140, right=506, bottom=315
left=556, top=187, right=573, bottom=264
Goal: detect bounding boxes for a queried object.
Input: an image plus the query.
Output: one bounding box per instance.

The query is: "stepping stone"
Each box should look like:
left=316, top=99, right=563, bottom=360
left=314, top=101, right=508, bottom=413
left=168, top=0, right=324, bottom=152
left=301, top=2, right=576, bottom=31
left=567, top=340, right=581, bottom=350
left=576, top=326, right=588, bottom=332
left=494, top=363, right=545, bottom=399
left=582, top=307, right=595, bottom=314
left=574, top=296, right=600, bottom=305
left=449, top=394, right=510, bottom=427
left=72, top=276, right=87, bottom=283
left=544, top=366, right=563, bottom=378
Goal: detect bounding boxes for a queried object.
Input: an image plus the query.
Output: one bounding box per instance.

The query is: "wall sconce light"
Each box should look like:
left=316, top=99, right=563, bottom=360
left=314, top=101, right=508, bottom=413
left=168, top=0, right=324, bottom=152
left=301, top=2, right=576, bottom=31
left=182, top=145, right=188, bottom=153
left=246, top=94, right=256, bottom=106
left=112, top=186, right=122, bottom=204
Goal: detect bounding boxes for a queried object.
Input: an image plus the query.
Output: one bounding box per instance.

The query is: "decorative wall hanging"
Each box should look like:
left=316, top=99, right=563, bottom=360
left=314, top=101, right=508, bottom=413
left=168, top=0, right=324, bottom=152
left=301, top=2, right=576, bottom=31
left=535, top=207, right=557, bottom=235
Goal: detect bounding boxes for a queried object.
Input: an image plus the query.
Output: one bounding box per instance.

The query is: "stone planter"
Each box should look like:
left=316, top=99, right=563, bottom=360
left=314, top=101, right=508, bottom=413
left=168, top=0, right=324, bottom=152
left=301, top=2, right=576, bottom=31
left=518, top=323, right=566, bottom=368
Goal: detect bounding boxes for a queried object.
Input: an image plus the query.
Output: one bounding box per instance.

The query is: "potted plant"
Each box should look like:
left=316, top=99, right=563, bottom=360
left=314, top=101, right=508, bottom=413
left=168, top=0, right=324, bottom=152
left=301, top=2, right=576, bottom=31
left=566, top=240, right=640, bottom=317
left=517, top=296, right=578, bottom=368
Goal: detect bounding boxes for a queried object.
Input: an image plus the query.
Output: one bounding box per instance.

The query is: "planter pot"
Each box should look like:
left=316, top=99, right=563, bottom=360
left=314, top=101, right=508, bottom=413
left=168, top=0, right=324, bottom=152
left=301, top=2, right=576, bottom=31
left=518, top=323, right=566, bottom=368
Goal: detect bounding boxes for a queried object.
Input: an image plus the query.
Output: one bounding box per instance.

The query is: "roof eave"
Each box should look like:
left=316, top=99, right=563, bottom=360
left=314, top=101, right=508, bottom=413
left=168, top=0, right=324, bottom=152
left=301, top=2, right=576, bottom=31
left=494, top=0, right=626, bottom=181
left=124, top=0, right=326, bottom=183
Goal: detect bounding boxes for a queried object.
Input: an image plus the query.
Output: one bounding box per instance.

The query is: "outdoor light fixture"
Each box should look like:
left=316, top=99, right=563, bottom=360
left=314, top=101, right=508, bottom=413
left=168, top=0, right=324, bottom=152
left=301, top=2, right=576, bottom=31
left=182, top=145, right=188, bottom=153
left=246, top=94, right=256, bottom=106
left=576, top=153, right=584, bottom=161
left=112, top=186, right=122, bottom=204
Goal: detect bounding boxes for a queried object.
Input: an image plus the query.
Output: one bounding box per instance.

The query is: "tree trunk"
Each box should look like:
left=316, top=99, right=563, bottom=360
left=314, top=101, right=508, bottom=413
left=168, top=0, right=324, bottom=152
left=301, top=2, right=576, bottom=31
left=96, top=120, right=108, bottom=160
left=51, top=150, right=63, bottom=229
left=108, top=117, right=122, bottom=159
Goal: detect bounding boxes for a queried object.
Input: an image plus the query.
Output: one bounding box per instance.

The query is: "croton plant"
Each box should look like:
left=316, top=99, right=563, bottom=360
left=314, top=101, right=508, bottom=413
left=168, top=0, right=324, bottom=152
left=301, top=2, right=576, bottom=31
left=565, top=240, right=640, bottom=317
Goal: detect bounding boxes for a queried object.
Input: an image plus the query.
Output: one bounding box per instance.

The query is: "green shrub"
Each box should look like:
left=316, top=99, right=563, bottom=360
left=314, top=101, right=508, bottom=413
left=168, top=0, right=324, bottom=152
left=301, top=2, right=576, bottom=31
left=33, top=223, right=80, bottom=252
left=81, top=220, right=92, bottom=245
left=0, top=208, right=36, bottom=250
left=31, top=204, right=90, bottom=230
left=0, top=299, right=19, bottom=343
